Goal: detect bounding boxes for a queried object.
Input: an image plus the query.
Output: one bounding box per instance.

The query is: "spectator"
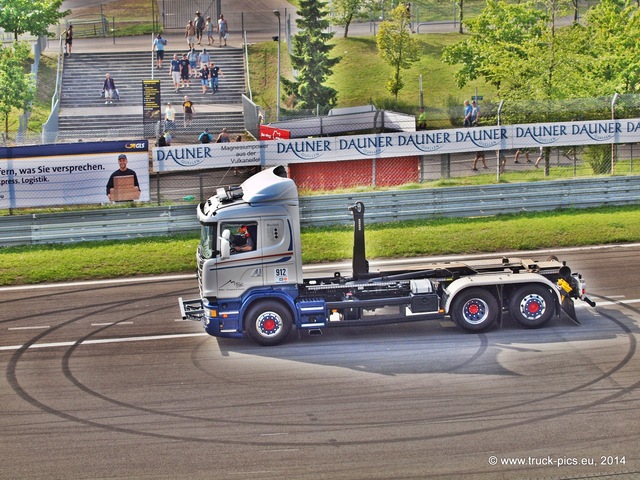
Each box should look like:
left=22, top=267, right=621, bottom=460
left=185, top=20, right=196, bottom=49
left=209, top=62, right=224, bottom=93
left=170, top=54, right=181, bottom=92
left=470, top=100, right=480, bottom=126
left=153, top=34, right=167, bottom=69
left=235, top=135, right=242, bottom=142
left=198, top=128, right=212, bottom=143
left=164, top=130, right=173, bottom=146
left=417, top=107, right=427, bottom=130
left=198, top=48, right=210, bottom=69
left=102, top=73, right=116, bottom=105
left=498, top=150, right=508, bottom=173
left=514, top=149, right=531, bottom=164
left=200, top=63, right=210, bottom=94
left=216, top=127, right=230, bottom=143
left=187, top=48, right=199, bottom=77
left=405, top=2, right=414, bottom=33
left=472, top=151, right=488, bottom=171
left=217, top=14, right=228, bottom=47
left=156, top=131, right=168, bottom=147
left=164, top=102, right=176, bottom=131
left=194, top=11, right=205, bottom=45
left=183, top=96, right=195, bottom=128
left=206, top=16, right=214, bottom=45
left=534, top=147, right=544, bottom=168
left=64, top=25, right=73, bottom=56
left=463, top=100, right=472, bottom=127
left=179, top=53, right=191, bottom=88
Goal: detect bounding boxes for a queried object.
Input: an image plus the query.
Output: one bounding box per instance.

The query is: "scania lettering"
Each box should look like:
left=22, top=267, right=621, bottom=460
left=179, top=166, right=595, bottom=346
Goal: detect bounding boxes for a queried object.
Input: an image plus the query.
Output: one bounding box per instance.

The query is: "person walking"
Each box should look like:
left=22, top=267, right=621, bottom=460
left=472, top=151, right=488, bottom=171
left=185, top=20, right=196, bottom=49
left=153, top=33, right=167, bottom=69
left=64, top=25, right=73, bottom=56
left=182, top=96, right=195, bottom=128
left=200, top=63, right=210, bottom=94
left=194, top=11, right=205, bottom=45
left=179, top=53, right=191, bottom=88
left=164, top=102, right=176, bottom=131
left=198, top=48, right=210, bottom=69
left=209, top=62, right=224, bottom=93
left=417, top=107, right=427, bottom=130
left=470, top=101, right=480, bottom=126
left=205, top=16, right=214, bottom=45
left=217, top=14, right=228, bottom=47
left=198, top=128, right=212, bottom=143
left=514, top=149, right=531, bottom=164
left=170, top=53, right=181, bottom=91
left=102, top=73, right=117, bottom=105
left=463, top=100, right=472, bottom=127
left=216, top=127, right=230, bottom=142
left=187, top=48, right=199, bottom=77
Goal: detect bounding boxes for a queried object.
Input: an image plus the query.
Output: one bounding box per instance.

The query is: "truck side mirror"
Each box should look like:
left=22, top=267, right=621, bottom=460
left=220, top=229, right=231, bottom=259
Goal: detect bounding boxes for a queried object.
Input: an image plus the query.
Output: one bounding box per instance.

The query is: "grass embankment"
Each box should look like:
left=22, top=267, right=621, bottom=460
left=250, top=33, right=488, bottom=127
left=1, top=204, right=639, bottom=286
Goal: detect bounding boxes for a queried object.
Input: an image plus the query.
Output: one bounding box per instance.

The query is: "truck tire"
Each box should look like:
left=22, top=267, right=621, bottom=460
left=450, top=288, right=499, bottom=333
left=508, top=284, right=555, bottom=328
left=246, top=301, right=293, bottom=346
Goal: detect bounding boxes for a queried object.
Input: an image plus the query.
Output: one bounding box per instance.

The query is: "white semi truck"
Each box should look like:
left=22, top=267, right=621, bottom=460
left=179, top=166, right=595, bottom=346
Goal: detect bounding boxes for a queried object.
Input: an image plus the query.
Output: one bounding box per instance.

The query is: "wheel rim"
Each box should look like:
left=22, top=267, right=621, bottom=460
left=255, top=311, right=283, bottom=338
left=518, top=293, right=546, bottom=320
left=462, top=298, right=490, bottom=325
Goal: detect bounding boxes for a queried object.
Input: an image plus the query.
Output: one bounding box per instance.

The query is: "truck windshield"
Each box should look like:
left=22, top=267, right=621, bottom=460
left=198, top=224, right=217, bottom=259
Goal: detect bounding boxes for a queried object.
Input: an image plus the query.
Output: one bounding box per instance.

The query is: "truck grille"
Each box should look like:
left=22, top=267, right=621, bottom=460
left=197, top=253, right=205, bottom=297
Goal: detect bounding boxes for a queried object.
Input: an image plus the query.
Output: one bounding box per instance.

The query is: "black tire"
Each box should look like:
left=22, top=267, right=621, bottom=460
left=245, top=301, right=293, bottom=346
left=508, top=284, right=555, bottom=328
left=450, top=288, right=499, bottom=333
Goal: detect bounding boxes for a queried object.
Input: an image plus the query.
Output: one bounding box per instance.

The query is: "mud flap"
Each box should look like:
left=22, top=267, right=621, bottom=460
left=561, top=295, right=580, bottom=325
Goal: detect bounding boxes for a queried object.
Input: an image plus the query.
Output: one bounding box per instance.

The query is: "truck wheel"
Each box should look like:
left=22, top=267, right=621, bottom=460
left=450, top=288, right=499, bottom=333
left=246, top=301, right=293, bottom=346
left=509, top=284, right=555, bottom=328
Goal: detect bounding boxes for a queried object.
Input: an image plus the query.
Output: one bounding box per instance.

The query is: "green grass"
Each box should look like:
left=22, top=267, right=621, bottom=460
left=249, top=33, right=492, bottom=124
left=1, top=205, right=639, bottom=286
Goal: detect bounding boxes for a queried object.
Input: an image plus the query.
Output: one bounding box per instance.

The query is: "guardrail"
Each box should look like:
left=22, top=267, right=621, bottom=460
left=1, top=176, right=638, bottom=247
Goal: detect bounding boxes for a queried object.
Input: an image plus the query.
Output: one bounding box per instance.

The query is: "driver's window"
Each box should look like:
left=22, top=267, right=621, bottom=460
left=221, top=222, right=257, bottom=254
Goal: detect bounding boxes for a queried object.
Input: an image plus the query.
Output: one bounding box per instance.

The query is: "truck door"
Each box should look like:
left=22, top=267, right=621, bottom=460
left=217, top=220, right=264, bottom=299
left=261, top=217, right=299, bottom=287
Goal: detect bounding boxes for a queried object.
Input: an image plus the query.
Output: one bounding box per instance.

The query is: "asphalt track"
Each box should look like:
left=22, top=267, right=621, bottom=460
left=2, top=244, right=640, bottom=479
left=6, top=2, right=639, bottom=478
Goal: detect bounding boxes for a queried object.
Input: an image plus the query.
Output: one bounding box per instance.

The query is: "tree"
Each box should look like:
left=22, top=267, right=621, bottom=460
left=0, top=42, right=37, bottom=135
left=330, top=0, right=366, bottom=38
left=282, top=0, right=341, bottom=112
left=376, top=4, right=420, bottom=100
left=578, top=0, right=640, bottom=95
left=442, top=0, right=548, bottom=95
left=0, top=0, right=69, bottom=41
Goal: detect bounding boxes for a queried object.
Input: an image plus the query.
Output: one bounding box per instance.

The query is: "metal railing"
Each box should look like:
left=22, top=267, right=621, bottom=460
left=1, top=176, right=638, bottom=246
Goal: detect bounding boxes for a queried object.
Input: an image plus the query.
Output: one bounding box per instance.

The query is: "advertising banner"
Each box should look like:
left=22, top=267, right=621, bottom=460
left=260, top=125, right=291, bottom=140
left=152, top=118, right=640, bottom=172
left=0, top=141, right=149, bottom=209
left=142, top=80, right=162, bottom=123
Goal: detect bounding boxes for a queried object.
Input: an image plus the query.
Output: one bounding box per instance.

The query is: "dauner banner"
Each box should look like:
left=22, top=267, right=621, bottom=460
left=0, top=141, right=149, bottom=209
left=152, top=118, right=640, bottom=171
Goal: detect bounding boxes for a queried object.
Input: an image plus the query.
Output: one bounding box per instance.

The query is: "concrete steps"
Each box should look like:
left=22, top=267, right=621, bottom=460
left=58, top=48, right=246, bottom=140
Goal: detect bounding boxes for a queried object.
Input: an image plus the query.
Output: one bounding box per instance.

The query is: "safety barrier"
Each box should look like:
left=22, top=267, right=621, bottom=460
left=0, top=176, right=638, bottom=246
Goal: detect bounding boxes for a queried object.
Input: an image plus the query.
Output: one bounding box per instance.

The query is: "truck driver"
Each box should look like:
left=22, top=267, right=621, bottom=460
left=232, top=225, right=255, bottom=252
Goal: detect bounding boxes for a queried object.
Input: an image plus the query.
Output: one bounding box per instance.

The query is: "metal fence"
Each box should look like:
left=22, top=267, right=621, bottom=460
left=1, top=175, right=638, bottom=246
